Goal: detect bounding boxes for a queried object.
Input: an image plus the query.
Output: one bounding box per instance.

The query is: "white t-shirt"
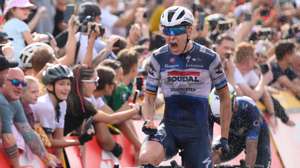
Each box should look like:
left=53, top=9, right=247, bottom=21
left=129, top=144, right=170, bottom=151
left=75, top=33, right=106, bottom=64
left=85, top=96, right=105, bottom=110
left=234, top=66, right=247, bottom=85
left=31, top=94, right=67, bottom=133
left=243, top=70, right=260, bottom=88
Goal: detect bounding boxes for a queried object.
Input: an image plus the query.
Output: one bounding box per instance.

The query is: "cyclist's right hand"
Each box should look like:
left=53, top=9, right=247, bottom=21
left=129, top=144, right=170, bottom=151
left=142, top=120, right=157, bottom=135
left=213, top=137, right=229, bottom=154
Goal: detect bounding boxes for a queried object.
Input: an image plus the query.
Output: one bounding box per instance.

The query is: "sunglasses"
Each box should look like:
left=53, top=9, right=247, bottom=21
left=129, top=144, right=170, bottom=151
left=7, top=79, right=27, bottom=87
left=81, top=77, right=99, bottom=86
left=162, top=26, right=187, bottom=36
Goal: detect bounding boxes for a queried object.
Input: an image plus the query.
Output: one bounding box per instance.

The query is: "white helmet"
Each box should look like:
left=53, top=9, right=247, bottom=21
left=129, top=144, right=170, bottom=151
left=19, top=42, right=54, bottom=68
left=208, top=83, right=236, bottom=118
left=160, top=6, right=194, bottom=27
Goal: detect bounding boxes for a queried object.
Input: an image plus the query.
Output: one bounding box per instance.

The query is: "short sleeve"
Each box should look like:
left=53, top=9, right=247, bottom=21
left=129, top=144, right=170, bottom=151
left=209, top=54, right=227, bottom=90
left=245, top=105, right=261, bottom=141
left=14, top=19, right=30, bottom=33
left=145, top=55, right=161, bottom=94
left=95, top=97, right=105, bottom=109
left=234, top=67, right=247, bottom=84
left=0, top=94, right=14, bottom=133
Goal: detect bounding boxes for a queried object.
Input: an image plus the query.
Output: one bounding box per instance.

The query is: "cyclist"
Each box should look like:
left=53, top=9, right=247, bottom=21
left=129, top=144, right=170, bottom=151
left=139, top=6, right=232, bottom=168
left=209, top=84, right=271, bottom=168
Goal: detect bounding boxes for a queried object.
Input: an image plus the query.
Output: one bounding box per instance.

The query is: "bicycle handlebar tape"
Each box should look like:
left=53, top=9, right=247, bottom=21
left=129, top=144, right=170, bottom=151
left=142, top=121, right=158, bottom=135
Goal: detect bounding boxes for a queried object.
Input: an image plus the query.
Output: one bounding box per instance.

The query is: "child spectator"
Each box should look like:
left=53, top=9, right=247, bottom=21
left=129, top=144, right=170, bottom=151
left=31, top=64, right=92, bottom=159
left=21, top=76, right=39, bottom=128
left=2, top=0, right=48, bottom=65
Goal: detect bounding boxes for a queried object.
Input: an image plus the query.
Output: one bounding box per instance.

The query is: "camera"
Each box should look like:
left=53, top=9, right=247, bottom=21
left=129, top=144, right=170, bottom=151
left=258, top=28, right=273, bottom=40
left=217, top=20, right=233, bottom=33
left=78, top=16, right=105, bottom=36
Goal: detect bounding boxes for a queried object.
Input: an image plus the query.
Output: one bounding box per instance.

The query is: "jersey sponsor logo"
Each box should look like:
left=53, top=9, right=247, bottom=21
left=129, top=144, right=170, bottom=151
left=202, top=157, right=212, bottom=168
left=165, top=64, right=180, bottom=68
left=170, top=87, right=196, bottom=92
left=148, top=63, right=156, bottom=76
left=167, top=71, right=200, bottom=82
left=215, top=63, right=223, bottom=74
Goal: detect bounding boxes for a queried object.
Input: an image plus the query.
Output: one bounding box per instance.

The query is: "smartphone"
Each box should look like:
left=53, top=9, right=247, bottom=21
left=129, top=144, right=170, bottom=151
left=132, top=90, right=139, bottom=103
left=136, top=76, right=144, bottom=91
left=64, top=4, right=75, bottom=23
left=259, top=64, right=269, bottom=74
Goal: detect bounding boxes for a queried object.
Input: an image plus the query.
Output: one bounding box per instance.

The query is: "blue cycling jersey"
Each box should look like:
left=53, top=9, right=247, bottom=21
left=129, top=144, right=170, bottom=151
left=211, top=96, right=270, bottom=166
left=146, top=42, right=227, bottom=127
left=213, top=96, right=266, bottom=140
left=231, top=96, right=266, bottom=140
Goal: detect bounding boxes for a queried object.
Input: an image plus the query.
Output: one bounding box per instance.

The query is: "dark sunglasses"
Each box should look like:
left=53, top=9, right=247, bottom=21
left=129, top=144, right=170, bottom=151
left=162, top=26, right=187, bottom=36
left=7, top=79, right=27, bottom=87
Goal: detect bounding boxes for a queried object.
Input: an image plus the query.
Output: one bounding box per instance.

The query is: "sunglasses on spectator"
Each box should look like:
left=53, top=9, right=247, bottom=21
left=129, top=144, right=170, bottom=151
left=81, top=77, right=99, bottom=86
left=162, top=26, right=187, bottom=36
left=7, top=79, right=27, bottom=87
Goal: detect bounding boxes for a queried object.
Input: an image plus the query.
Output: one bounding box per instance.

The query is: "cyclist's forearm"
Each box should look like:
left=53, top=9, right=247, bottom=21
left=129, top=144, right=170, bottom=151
left=143, top=94, right=156, bottom=120
left=219, top=88, right=232, bottom=139
left=245, top=139, right=258, bottom=168
left=2, top=133, right=20, bottom=168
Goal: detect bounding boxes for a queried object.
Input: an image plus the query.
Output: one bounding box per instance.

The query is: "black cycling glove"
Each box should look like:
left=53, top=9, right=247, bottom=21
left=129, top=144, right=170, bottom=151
left=213, top=137, right=229, bottom=154
left=142, top=121, right=157, bottom=135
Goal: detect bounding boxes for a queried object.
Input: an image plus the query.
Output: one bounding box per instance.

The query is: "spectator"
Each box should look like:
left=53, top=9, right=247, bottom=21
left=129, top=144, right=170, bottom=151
left=53, top=0, right=67, bottom=36
left=233, top=42, right=278, bottom=129
left=270, top=41, right=300, bottom=96
left=20, top=76, right=39, bottom=128
left=0, top=57, right=59, bottom=167
left=65, top=65, right=141, bottom=159
left=74, top=2, right=106, bottom=64
left=2, top=0, right=49, bottom=65
left=0, top=31, right=14, bottom=60
left=215, top=34, right=236, bottom=86
left=32, top=0, right=56, bottom=34
left=31, top=64, right=90, bottom=160
left=106, top=48, right=139, bottom=111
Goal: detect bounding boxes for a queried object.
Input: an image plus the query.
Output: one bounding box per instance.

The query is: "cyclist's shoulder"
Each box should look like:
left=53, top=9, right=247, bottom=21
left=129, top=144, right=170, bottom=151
left=191, top=42, right=218, bottom=58
left=152, top=44, right=169, bottom=58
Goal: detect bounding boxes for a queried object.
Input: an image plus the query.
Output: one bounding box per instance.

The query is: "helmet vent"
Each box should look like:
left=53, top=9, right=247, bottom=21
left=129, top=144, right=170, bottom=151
left=168, top=8, right=178, bottom=22
left=176, top=10, right=185, bottom=20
